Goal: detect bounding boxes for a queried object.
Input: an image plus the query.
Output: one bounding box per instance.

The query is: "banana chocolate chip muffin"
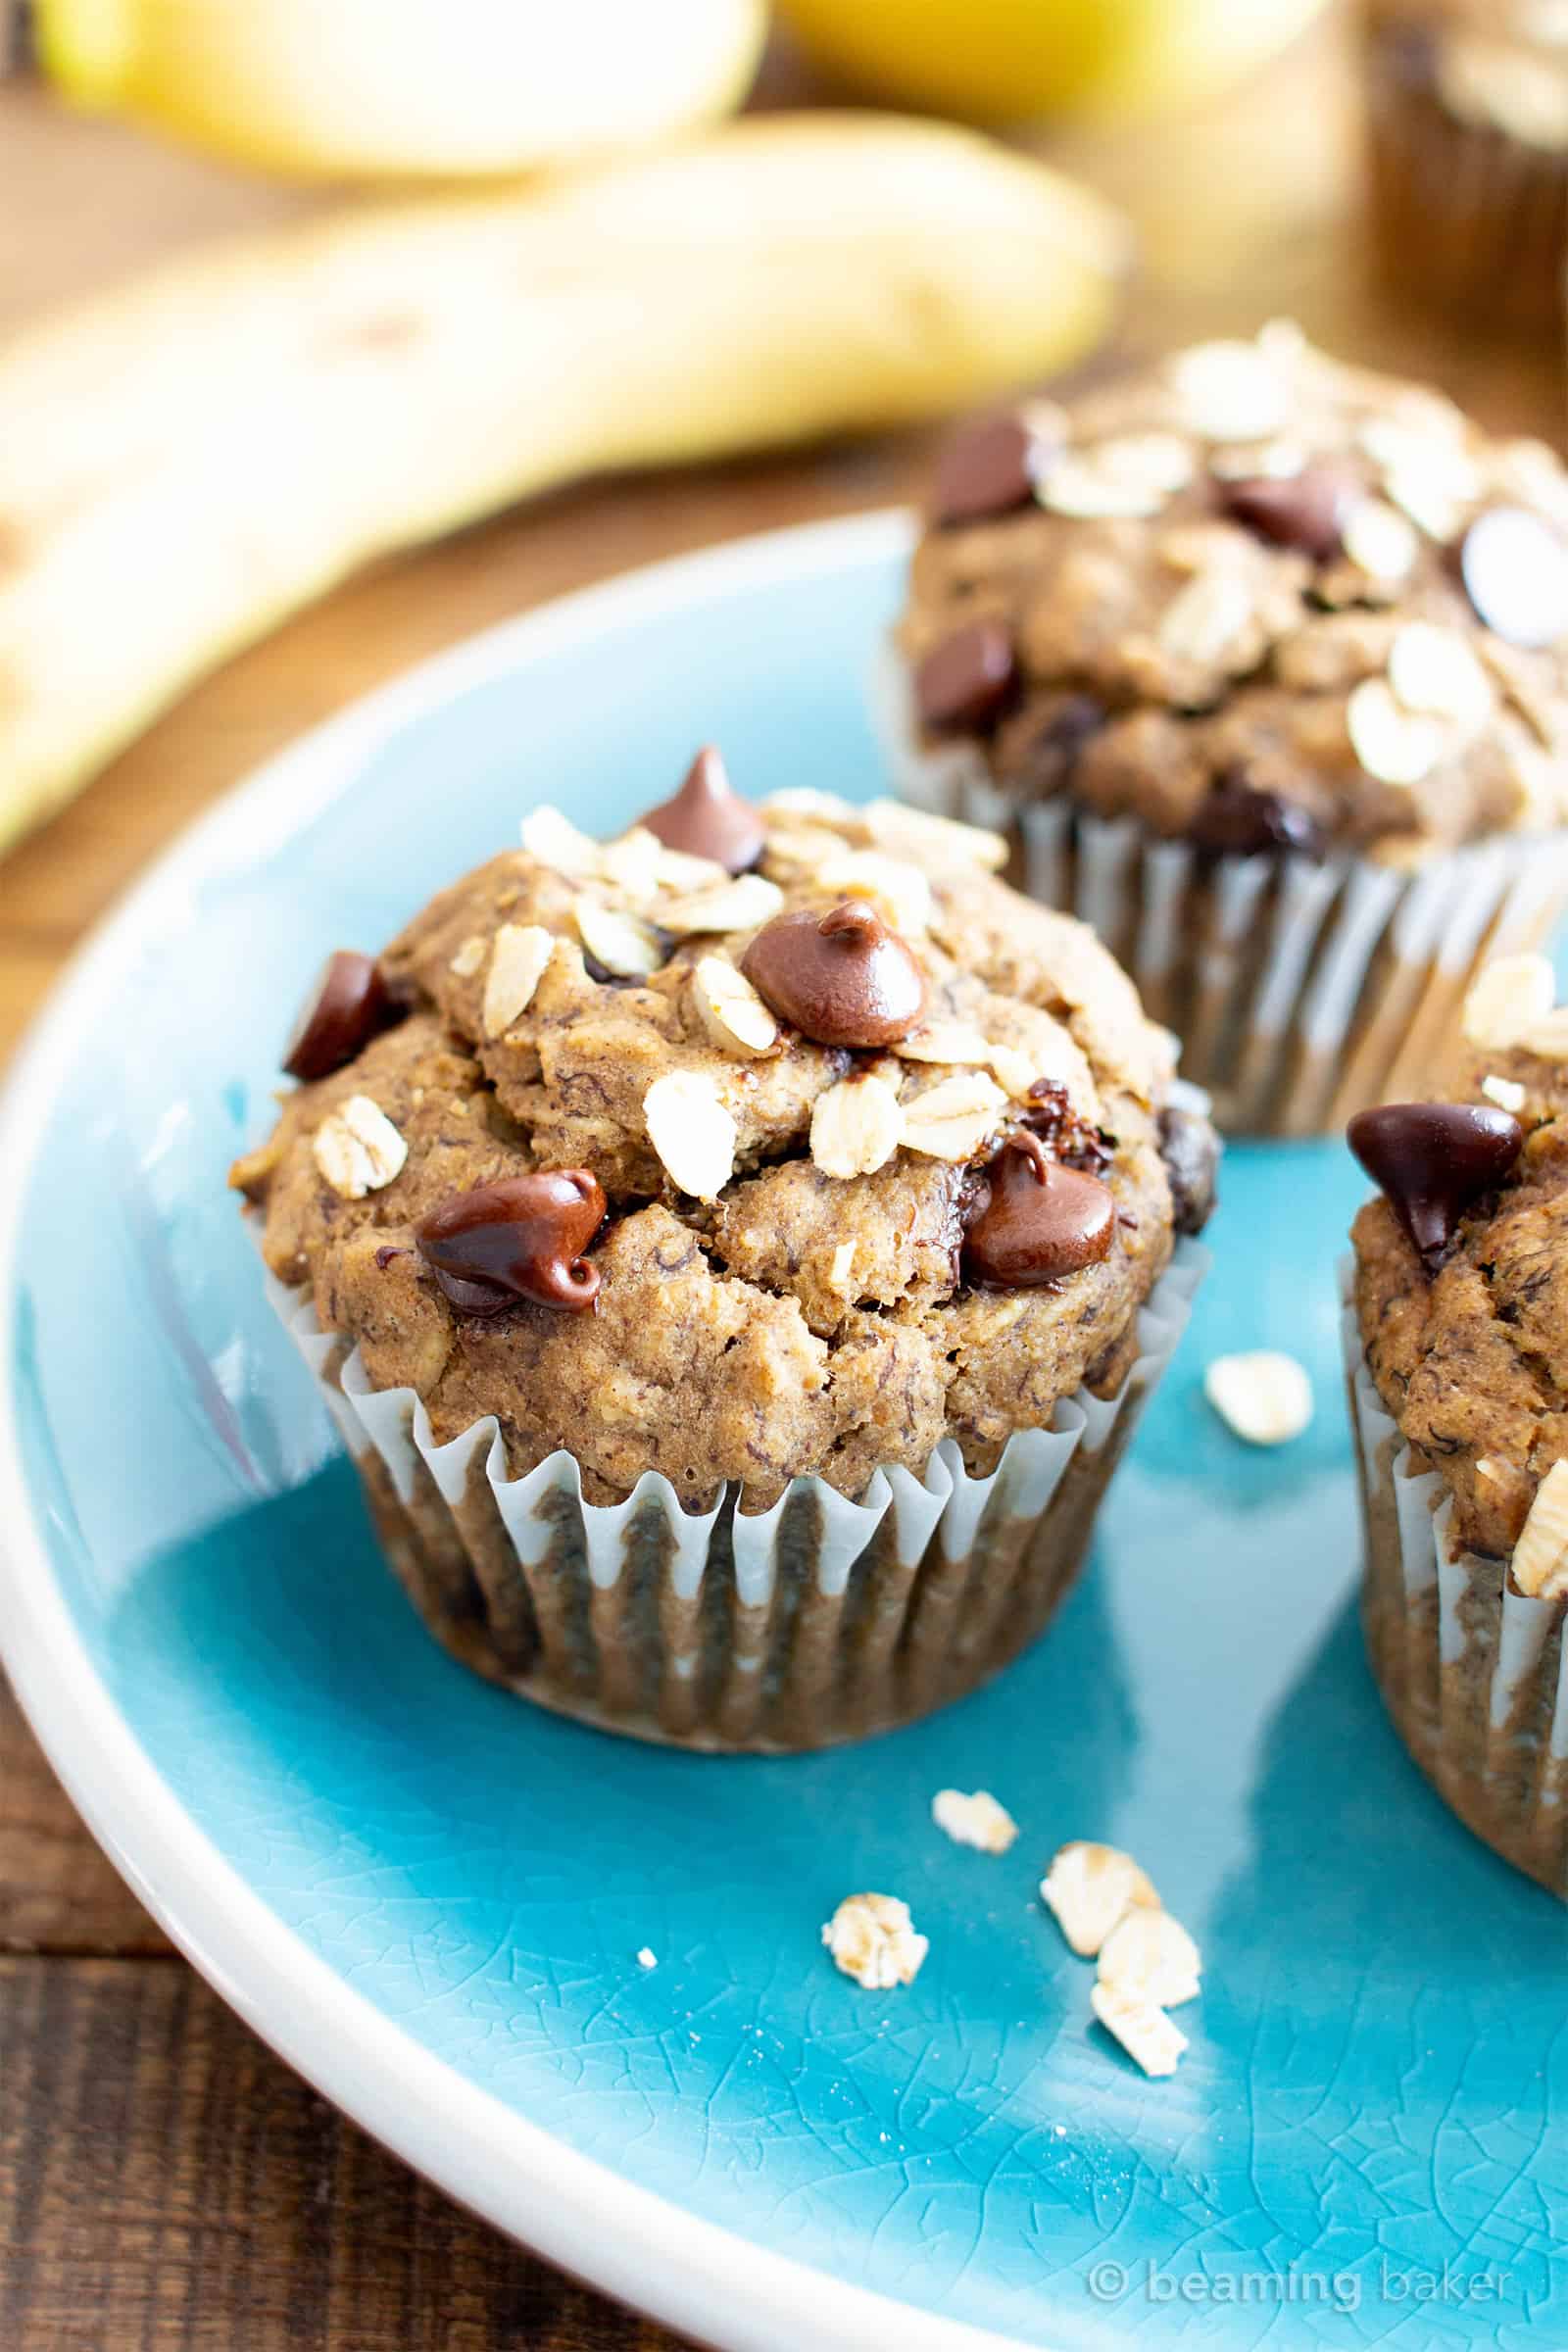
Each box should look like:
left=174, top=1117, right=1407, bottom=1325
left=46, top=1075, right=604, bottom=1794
left=233, top=754, right=1215, bottom=1752
left=886, top=322, right=1568, bottom=1135
left=1363, top=0, right=1568, bottom=337
left=1346, top=951, right=1568, bottom=1892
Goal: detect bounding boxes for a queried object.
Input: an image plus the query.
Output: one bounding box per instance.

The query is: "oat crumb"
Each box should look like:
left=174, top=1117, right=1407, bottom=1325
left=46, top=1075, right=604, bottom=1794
left=821, top=1893, right=928, bottom=1990
left=932, top=1788, right=1018, bottom=1854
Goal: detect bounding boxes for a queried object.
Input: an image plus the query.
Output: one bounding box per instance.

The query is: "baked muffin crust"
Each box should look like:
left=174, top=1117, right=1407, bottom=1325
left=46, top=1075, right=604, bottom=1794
left=1351, top=960, right=1568, bottom=1560
left=235, top=788, right=1214, bottom=1509
left=902, top=324, right=1568, bottom=864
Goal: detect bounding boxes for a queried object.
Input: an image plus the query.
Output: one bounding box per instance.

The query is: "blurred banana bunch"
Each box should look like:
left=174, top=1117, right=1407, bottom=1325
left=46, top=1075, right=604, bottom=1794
left=0, top=115, right=1129, bottom=848
left=37, top=0, right=769, bottom=176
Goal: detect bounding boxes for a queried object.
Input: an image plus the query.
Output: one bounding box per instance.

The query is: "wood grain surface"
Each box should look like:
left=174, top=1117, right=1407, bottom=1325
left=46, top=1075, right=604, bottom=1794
left=1, top=11, right=1562, bottom=2346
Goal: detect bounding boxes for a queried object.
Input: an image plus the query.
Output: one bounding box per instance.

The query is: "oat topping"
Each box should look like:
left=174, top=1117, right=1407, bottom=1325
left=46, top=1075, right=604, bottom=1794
left=1510, top=1460, right=1568, bottom=1596
left=901, top=1070, right=1009, bottom=1162
left=642, top=1069, right=737, bottom=1200
left=905, top=326, right=1568, bottom=862
left=931, top=1788, right=1019, bottom=1854
left=573, top=898, right=663, bottom=980
left=482, top=922, right=554, bottom=1037
left=810, top=1074, right=905, bottom=1179
left=689, top=956, right=778, bottom=1056
left=821, top=1892, right=929, bottom=1989
left=312, top=1095, right=408, bottom=1199
left=1203, top=1350, right=1314, bottom=1446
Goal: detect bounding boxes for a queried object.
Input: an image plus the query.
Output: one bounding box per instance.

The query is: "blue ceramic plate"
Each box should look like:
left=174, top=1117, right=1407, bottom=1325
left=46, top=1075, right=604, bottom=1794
left=3, top=512, right=1566, bottom=2352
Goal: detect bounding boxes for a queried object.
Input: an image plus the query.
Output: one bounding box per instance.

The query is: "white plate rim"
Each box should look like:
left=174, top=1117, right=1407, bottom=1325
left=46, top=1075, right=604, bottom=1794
left=0, top=507, right=1076, bottom=2352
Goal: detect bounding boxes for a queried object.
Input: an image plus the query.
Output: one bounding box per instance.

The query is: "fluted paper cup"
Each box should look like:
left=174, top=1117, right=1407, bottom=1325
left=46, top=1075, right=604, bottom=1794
left=264, top=1243, right=1206, bottom=1754
left=873, top=642, right=1568, bottom=1138
left=1343, top=1266, right=1568, bottom=1897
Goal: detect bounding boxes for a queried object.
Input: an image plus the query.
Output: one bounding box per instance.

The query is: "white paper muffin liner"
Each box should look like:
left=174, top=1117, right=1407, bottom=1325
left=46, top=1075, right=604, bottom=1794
left=264, top=1241, right=1206, bottom=1753
left=872, top=641, right=1568, bottom=1137
left=1342, top=1262, right=1568, bottom=1897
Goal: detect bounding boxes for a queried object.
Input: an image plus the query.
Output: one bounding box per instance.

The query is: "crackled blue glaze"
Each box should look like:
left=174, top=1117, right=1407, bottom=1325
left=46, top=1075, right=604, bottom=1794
left=8, top=525, right=1568, bottom=2351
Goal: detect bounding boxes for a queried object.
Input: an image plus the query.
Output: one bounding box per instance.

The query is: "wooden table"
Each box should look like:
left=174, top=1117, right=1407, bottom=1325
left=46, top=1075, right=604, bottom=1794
left=1, top=14, right=1561, bottom=2346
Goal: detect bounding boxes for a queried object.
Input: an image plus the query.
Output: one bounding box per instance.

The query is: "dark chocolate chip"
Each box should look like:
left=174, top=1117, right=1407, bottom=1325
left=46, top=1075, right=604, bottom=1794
left=635, top=746, right=764, bottom=874
left=961, top=1131, right=1116, bottom=1288
left=1004, top=694, right=1104, bottom=795
left=931, top=415, right=1049, bottom=526
left=740, top=902, right=926, bottom=1049
left=1220, top=464, right=1351, bottom=562
left=1189, top=772, right=1326, bottom=860
left=1459, top=507, right=1568, bottom=649
left=914, top=619, right=1017, bottom=732
left=416, top=1169, right=607, bottom=1315
left=1348, top=1101, right=1524, bottom=1273
left=283, top=951, right=395, bottom=1082
left=1157, top=1102, right=1221, bottom=1237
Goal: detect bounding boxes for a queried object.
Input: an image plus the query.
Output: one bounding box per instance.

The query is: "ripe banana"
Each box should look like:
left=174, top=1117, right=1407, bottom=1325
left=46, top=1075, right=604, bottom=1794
left=0, top=114, right=1128, bottom=852
left=37, top=0, right=767, bottom=179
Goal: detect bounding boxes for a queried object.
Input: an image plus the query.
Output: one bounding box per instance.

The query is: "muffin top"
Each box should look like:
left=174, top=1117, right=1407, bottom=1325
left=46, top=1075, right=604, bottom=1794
left=233, top=760, right=1216, bottom=1510
left=1349, top=952, right=1568, bottom=1580
left=900, top=322, right=1568, bottom=866
left=1368, top=1, right=1568, bottom=151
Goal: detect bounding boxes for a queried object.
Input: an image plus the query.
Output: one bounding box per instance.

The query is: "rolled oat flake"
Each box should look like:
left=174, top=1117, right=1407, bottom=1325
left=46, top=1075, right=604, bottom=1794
left=1460, top=507, right=1568, bottom=650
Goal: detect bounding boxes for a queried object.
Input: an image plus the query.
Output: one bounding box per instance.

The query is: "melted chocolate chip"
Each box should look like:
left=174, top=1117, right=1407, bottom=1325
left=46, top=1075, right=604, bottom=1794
left=1221, top=464, right=1351, bottom=562
left=1459, top=507, right=1568, bottom=649
left=931, top=414, right=1050, bottom=526
left=1157, top=1103, right=1221, bottom=1236
left=1348, top=1102, right=1524, bottom=1272
left=962, top=1131, right=1116, bottom=1288
left=914, top=619, right=1017, bottom=732
left=1021, top=1077, right=1112, bottom=1173
left=283, top=951, right=396, bottom=1082
left=416, top=1170, right=607, bottom=1315
left=1189, top=772, right=1326, bottom=860
left=636, top=746, right=763, bottom=874
left=740, top=903, right=926, bottom=1049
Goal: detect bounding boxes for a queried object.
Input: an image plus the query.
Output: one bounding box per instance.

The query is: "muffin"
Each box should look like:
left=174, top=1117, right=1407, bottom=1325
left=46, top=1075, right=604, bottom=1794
left=1346, top=950, right=1568, bottom=1892
left=1363, top=0, right=1568, bottom=337
left=884, top=322, right=1568, bottom=1136
left=232, top=756, right=1216, bottom=1753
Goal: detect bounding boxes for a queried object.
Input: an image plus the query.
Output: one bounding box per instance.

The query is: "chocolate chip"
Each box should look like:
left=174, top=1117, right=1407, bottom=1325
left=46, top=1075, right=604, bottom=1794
left=636, top=746, right=763, bottom=874
left=1022, top=1076, right=1112, bottom=1173
left=914, top=619, right=1017, bottom=732
left=740, top=902, right=926, bottom=1049
left=1220, top=464, right=1350, bottom=562
left=1459, top=507, right=1568, bottom=649
left=1000, top=694, right=1104, bottom=795
left=1157, top=1103, right=1221, bottom=1236
left=932, top=415, right=1049, bottom=526
left=962, top=1132, right=1116, bottom=1288
left=1189, top=772, right=1326, bottom=860
left=416, top=1169, right=607, bottom=1315
left=1348, top=1101, right=1523, bottom=1272
left=283, top=951, right=396, bottom=1082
